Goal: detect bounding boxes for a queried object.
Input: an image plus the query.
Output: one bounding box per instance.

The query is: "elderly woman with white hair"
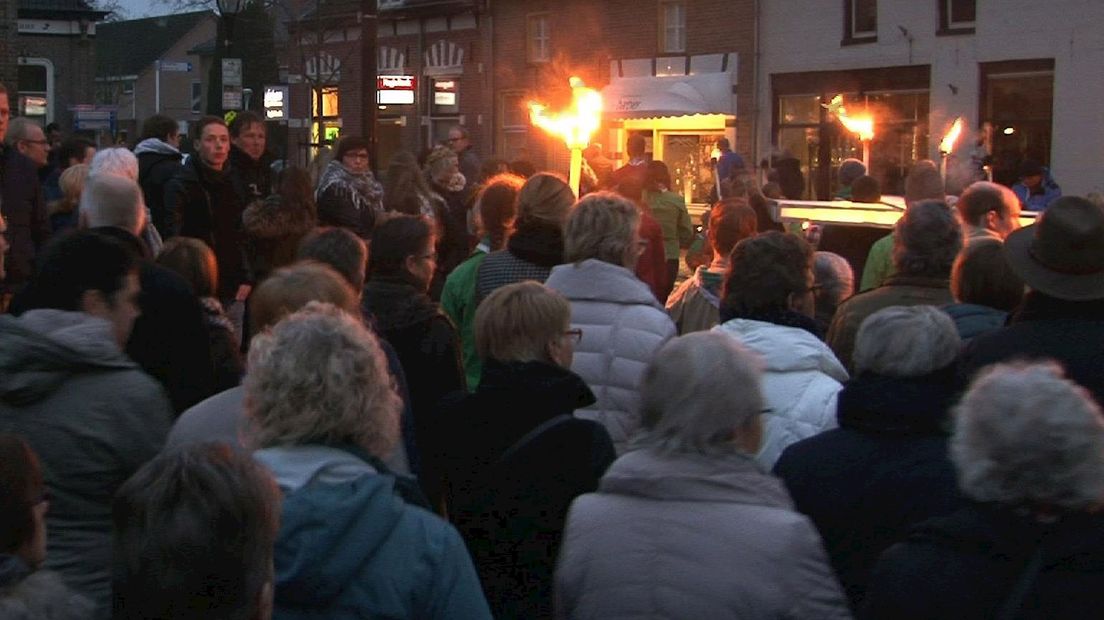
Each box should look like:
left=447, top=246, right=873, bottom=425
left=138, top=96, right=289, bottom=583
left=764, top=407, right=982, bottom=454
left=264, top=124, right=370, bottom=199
left=545, top=192, right=676, bottom=453
left=555, top=332, right=851, bottom=619
left=246, top=303, right=491, bottom=619
left=90, top=146, right=163, bottom=255
left=865, top=361, right=1104, bottom=618
left=773, top=305, right=965, bottom=611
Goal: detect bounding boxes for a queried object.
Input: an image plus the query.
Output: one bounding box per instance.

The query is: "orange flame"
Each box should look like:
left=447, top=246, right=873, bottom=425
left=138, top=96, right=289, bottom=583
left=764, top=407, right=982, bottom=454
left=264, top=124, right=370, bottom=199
left=940, top=116, right=964, bottom=154
left=528, top=77, right=603, bottom=149
left=825, top=94, right=874, bottom=141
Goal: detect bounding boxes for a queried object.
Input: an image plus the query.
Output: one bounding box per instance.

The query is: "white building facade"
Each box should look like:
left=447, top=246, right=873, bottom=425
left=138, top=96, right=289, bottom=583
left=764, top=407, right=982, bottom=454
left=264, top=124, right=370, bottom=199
left=755, top=0, right=1104, bottom=198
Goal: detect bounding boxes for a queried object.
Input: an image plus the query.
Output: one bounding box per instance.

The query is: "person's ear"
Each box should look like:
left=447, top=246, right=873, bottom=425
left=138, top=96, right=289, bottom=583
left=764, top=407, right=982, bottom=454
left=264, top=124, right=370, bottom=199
left=403, top=254, right=419, bottom=274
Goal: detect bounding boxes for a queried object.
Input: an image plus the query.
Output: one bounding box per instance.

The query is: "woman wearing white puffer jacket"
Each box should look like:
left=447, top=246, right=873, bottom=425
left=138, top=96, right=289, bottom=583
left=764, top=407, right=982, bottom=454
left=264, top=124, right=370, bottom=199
left=713, top=231, right=848, bottom=469
left=546, top=192, right=676, bottom=454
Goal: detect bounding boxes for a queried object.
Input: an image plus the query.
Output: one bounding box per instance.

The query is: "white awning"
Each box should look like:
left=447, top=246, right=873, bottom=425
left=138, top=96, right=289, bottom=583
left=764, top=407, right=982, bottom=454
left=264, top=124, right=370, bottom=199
left=602, top=73, right=734, bottom=120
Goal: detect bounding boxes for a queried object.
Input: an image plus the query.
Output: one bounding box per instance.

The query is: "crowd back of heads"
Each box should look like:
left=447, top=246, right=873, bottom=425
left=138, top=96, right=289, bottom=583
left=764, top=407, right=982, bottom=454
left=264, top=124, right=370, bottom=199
left=140, top=114, right=178, bottom=142
left=244, top=302, right=402, bottom=457
left=53, top=163, right=90, bottom=216
left=645, top=160, right=672, bottom=193
left=367, top=214, right=434, bottom=285
left=79, top=173, right=144, bottom=233
left=25, top=229, right=138, bottom=312
left=516, top=173, right=574, bottom=228
left=952, top=362, right=1104, bottom=511
left=709, top=198, right=759, bottom=257
left=424, top=145, right=457, bottom=184
left=837, top=158, right=867, bottom=188
left=296, top=227, right=368, bottom=291
left=157, top=237, right=219, bottom=299
left=474, top=173, right=524, bottom=251
left=383, top=151, right=434, bottom=215
left=904, top=160, right=944, bottom=204
left=638, top=332, right=764, bottom=457
left=4, top=117, right=38, bottom=147
left=89, top=147, right=140, bottom=182
left=951, top=239, right=1024, bottom=311
left=475, top=281, right=570, bottom=364
left=720, top=230, right=812, bottom=317
left=249, top=261, right=359, bottom=334
left=851, top=175, right=882, bottom=203
left=0, top=434, right=43, bottom=561
left=58, top=136, right=94, bottom=167
left=956, top=181, right=1018, bottom=227
left=626, top=134, right=646, bottom=158
left=275, top=166, right=317, bottom=221
left=892, top=200, right=963, bottom=278
left=853, top=305, right=960, bottom=378
left=112, top=443, right=279, bottom=620
left=813, top=251, right=854, bottom=312
left=564, top=191, right=639, bottom=267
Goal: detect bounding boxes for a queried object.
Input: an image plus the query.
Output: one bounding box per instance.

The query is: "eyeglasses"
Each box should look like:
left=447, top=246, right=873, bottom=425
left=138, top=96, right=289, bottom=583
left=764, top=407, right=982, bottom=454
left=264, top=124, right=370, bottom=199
left=564, top=328, right=583, bottom=344
left=21, top=139, right=48, bottom=146
left=446, top=137, right=462, bottom=144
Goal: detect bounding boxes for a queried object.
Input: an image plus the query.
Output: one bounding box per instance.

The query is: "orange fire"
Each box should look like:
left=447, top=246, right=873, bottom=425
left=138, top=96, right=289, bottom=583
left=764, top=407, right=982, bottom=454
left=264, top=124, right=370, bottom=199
left=940, top=116, right=965, bottom=154
left=825, top=94, right=875, bottom=141
left=528, top=77, right=603, bottom=150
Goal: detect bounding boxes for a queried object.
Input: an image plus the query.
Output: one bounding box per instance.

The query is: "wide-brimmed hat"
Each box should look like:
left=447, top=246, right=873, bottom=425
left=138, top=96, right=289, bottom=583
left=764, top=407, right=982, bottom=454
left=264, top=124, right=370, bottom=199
left=1004, top=196, right=1104, bottom=300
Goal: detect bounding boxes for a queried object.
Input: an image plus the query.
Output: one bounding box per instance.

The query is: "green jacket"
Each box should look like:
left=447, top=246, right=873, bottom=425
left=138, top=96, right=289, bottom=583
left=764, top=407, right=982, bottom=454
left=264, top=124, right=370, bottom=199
left=859, top=233, right=896, bottom=292
left=441, top=246, right=488, bottom=390
left=645, top=190, right=694, bottom=260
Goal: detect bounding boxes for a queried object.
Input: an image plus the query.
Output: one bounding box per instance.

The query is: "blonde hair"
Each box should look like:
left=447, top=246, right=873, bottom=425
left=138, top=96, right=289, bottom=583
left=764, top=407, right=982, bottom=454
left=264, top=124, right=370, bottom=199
left=249, top=261, right=360, bottom=333
left=475, top=281, right=570, bottom=363
left=564, top=191, right=639, bottom=266
left=244, top=302, right=401, bottom=457
left=49, top=163, right=90, bottom=216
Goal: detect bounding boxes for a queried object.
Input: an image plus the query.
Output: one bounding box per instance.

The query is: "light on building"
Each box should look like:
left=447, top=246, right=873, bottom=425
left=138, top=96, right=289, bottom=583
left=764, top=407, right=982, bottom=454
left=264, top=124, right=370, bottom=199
left=1003, top=126, right=1016, bottom=135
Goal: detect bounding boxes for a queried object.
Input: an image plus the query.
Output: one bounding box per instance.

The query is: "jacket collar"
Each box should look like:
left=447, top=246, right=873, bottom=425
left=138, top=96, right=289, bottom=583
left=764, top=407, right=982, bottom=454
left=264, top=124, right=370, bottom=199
left=882, top=274, right=951, bottom=289
left=837, top=366, right=960, bottom=435
left=479, top=359, right=596, bottom=411
left=547, top=259, right=664, bottom=310
left=1013, top=291, right=1104, bottom=323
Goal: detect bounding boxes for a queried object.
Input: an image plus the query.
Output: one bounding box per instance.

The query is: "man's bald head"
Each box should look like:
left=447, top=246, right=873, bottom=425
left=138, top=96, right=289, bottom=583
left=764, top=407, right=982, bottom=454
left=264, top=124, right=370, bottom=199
left=79, top=173, right=146, bottom=235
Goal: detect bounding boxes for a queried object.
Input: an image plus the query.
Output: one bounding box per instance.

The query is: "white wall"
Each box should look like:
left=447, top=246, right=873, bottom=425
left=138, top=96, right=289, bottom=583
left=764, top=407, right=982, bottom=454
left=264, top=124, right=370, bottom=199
left=757, top=0, right=1104, bottom=195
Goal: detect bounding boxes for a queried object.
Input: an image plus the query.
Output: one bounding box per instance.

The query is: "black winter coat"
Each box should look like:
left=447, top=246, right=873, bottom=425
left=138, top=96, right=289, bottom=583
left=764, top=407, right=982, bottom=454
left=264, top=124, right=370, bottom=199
left=0, top=147, right=48, bottom=291
left=164, top=156, right=249, bottom=299
left=361, top=278, right=464, bottom=509
left=229, top=145, right=273, bottom=202
left=864, top=503, right=1104, bottom=619
left=961, top=292, right=1104, bottom=406
left=774, top=367, right=965, bottom=610
left=439, top=359, right=615, bottom=619
left=137, top=149, right=183, bottom=238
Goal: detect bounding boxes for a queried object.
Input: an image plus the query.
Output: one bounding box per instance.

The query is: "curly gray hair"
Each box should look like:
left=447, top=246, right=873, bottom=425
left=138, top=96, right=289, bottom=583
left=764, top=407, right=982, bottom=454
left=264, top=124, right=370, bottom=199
left=952, top=361, right=1104, bottom=510
left=564, top=191, right=639, bottom=267
left=892, top=200, right=963, bottom=278
left=853, top=305, right=960, bottom=377
left=243, top=302, right=402, bottom=457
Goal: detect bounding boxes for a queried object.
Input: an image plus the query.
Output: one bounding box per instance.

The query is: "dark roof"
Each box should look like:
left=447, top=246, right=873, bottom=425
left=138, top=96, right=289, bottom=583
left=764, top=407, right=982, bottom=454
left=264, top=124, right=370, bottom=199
left=96, top=11, right=214, bottom=77
left=19, top=0, right=108, bottom=20
left=298, top=0, right=477, bottom=23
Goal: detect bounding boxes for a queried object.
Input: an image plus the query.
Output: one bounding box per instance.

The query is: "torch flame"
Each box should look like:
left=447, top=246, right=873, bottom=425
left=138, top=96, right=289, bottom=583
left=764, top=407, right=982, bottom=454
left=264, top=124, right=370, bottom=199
left=940, top=116, right=964, bottom=154
left=528, top=76, right=603, bottom=150
left=824, top=93, right=874, bottom=141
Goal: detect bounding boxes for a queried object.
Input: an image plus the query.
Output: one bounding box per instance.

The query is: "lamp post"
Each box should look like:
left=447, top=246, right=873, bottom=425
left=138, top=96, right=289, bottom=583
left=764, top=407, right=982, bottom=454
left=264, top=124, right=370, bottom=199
left=210, top=0, right=246, bottom=114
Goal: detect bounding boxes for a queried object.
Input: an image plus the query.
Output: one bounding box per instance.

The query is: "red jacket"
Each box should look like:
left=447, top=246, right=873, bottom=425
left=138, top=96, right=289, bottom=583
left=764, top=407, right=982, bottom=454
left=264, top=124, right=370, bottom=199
left=635, top=207, right=668, bottom=303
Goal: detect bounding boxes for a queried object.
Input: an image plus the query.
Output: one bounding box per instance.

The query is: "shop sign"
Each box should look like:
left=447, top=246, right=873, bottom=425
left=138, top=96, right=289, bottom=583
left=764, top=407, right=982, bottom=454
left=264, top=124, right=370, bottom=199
left=378, top=75, right=416, bottom=105
left=616, top=95, right=643, bottom=112
left=434, top=79, right=457, bottom=106
left=263, top=85, right=289, bottom=120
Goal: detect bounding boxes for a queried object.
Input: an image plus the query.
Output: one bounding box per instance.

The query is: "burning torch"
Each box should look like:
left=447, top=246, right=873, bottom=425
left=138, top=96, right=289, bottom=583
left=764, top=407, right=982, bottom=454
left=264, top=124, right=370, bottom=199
left=825, top=94, right=874, bottom=170
left=529, top=77, right=603, bottom=198
left=939, top=116, right=965, bottom=185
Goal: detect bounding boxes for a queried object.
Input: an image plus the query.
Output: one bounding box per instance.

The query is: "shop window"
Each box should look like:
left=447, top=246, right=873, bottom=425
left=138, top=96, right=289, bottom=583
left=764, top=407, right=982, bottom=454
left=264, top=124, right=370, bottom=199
left=311, top=86, right=341, bottom=148
left=501, top=92, right=528, bottom=130
left=431, top=78, right=459, bottom=116
left=776, top=94, right=822, bottom=199
left=938, top=0, right=975, bottom=35
left=662, top=133, right=722, bottom=205
left=843, top=0, right=877, bottom=45
left=312, top=86, right=339, bottom=117
left=659, top=1, right=687, bottom=54
left=980, top=60, right=1054, bottom=187
left=17, top=60, right=51, bottom=124
left=527, top=14, right=550, bottom=64
left=191, top=81, right=202, bottom=114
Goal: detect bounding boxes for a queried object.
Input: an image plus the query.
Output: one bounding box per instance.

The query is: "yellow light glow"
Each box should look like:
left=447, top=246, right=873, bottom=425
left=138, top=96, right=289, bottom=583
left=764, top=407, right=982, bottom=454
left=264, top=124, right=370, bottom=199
left=825, top=94, right=874, bottom=141
left=1003, top=126, right=1015, bottom=135
left=528, top=76, right=603, bottom=150
left=940, top=117, right=964, bottom=154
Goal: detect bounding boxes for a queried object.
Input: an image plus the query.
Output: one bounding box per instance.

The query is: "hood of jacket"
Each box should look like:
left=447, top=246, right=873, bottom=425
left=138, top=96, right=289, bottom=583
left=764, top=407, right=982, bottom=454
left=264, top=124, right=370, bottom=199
left=507, top=219, right=565, bottom=267
left=714, top=318, right=848, bottom=381
left=837, top=366, right=960, bottom=436
left=361, top=279, right=441, bottom=333
left=691, top=266, right=724, bottom=308
left=254, top=445, right=406, bottom=607
left=0, top=310, right=135, bottom=407
left=599, top=448, right=792, bottom=508
left=546, top=259, right=663, bottom=310
left=134, top=137, right=181, bottom=157
left=479, top=359, right=596, bottom=413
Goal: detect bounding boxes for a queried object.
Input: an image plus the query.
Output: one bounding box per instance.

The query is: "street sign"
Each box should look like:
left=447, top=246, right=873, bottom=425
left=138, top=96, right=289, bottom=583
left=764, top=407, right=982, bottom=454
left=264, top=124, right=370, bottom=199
left=263, top=85, right=289, bottom=120
left=222, top=86, right=243, bottom=111
left=160, top=61, right=192, bottom=73
left=222, top=58, right=243, bottom=87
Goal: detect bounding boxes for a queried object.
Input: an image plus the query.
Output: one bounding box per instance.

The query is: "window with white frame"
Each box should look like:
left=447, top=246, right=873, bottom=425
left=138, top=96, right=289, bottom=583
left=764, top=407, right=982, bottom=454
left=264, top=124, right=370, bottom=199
left=527, top=14, right=550, bottom=64
left=844, top=0, right=877, bottom=43
left=939, top=0, right=975, bottom=34
left=660, top=1, right=686, bottom=54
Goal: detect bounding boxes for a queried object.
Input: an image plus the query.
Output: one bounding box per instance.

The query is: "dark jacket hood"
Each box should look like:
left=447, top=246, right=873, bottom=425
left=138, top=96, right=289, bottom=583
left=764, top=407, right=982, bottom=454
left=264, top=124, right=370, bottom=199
left=507, top=219, right=564, bottom=267
left=361, top=279, right=441, bottom=332
left=479, top=359, right=596, bottom=412
left=836, top=366, right=961, bottom=436
left=0, top=310, right=135, bottom=406
left=254, top=446, right=406, bottom=607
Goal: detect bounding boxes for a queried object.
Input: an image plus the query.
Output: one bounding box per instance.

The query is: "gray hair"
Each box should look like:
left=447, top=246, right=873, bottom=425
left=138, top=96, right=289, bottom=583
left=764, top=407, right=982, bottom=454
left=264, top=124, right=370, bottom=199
left=564, top=191, right=639, bottom=267
left=89, top=147, right=139, bottom=182
left=892, top=200, right=963, bottom=278
left=4, top=117, right=39, bottom=146
left=813, top=251, right=853, bottom=310
left=853, top=305, right=960, bottom=377
left=952, top=361, right=1104, bottom=510
left=244, top=302, right=402, bottom=457
left=637, top=332, right=764, bottom=456
left=79, top=173, right=145, bottom=234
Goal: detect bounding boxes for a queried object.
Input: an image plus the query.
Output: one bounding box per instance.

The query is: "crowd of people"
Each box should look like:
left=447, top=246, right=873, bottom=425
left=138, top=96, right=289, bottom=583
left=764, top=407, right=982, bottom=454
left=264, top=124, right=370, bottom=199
left=3, top=80, right=1104, bottom=618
